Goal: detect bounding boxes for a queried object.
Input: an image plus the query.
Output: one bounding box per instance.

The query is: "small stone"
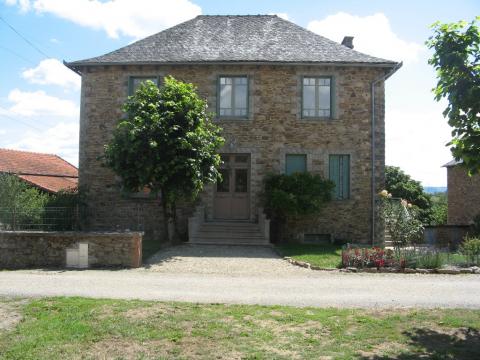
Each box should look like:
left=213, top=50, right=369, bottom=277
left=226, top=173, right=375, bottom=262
left=471, top=266, right=480, bottom=274
left=346, top=267, right=358, bottom=272
left=460, top=268, right=473, bottom=274
left=437, top=268, right=461, bottom=275
left=415, top=269, right=429, bottom=274
left=294, top=260, right=310, bottom=269
left=362, top=268, right=377, bottom=273
left=404, top=268, right=416, bottom=274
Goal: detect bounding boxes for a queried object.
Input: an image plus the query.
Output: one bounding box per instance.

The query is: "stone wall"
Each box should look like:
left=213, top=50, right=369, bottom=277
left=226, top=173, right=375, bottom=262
left=78, top=64, right=388, bottom=244
left=447, top=165, right=480, bottom=225
left=0, top=231, right=142, bottom=269
left=424, top=225, right=471, bottom=250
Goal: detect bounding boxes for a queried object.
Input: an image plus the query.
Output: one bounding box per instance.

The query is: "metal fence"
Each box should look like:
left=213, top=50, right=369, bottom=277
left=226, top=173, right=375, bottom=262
left=0, top=207, right=82, bottom=231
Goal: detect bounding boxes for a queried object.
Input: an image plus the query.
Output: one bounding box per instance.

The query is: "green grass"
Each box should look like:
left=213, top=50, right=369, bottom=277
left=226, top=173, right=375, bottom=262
left=276, top=243, right=343, bottom=268
left=1, top=297, right=480, bottom=359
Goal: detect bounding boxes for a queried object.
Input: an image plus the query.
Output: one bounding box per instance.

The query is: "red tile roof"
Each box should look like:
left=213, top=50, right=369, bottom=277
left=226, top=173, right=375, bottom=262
left=0, top=148, right=78, bottom=193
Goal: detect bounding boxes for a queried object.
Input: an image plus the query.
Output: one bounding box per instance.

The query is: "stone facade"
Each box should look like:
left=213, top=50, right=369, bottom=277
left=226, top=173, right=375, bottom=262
left=79, top=64, right=388, bottom=244
left=0, top=231, right=142, bottom=269
left=447, top=165, right=480, bottom=225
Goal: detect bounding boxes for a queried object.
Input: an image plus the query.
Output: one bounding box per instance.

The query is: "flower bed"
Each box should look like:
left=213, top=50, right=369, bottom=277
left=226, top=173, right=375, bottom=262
left=342, top=247, right=398, bottom=269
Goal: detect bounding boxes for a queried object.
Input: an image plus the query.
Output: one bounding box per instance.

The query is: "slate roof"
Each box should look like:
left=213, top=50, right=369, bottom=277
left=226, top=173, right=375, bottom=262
left=0, top=148, right=78, bottom=193
left=443, top=159, right=463, bottom=168
left=66, top=15, right=397, bottom=68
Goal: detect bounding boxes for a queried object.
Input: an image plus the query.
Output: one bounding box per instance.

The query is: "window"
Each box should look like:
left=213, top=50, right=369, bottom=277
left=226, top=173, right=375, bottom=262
left=329, top=154, right=350, bottom=200
left=218, top=76, right=248, bottom=118
left=302, top=77, right=332, bottom=118
left=128, top=76, right=159, bottom=96
left=285, top=154, right=307, bottom=175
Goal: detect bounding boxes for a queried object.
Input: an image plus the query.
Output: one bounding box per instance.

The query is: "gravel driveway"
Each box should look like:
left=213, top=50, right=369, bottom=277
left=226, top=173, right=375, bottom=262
left=0, top=244, right=479, bottom=308
left=144, top=244, right=310, bottom=275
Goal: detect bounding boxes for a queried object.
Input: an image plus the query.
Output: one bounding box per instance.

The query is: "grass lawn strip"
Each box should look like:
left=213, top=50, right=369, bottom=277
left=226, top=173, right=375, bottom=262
left=275, top=243, right=343, bottom=269
left=0, top=297, right=479, bottom=359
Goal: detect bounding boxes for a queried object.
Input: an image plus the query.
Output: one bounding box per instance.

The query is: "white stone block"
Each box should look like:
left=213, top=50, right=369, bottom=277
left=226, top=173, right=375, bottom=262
left=66, top=248, right=79, bottom=268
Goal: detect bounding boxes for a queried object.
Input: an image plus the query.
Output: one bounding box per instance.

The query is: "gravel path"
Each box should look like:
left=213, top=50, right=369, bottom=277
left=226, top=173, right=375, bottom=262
left=144, top=244, right=310, bottom=275
left=0, top=245, right=479, bottom=308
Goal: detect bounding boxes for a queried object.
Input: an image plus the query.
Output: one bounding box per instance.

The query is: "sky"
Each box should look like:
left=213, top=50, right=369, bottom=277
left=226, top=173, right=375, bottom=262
left=0, top=0, right=478, bottom=187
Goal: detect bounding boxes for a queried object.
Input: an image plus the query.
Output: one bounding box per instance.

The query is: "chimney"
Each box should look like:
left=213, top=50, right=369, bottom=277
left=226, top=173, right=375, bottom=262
left=341, top=36, right=354, bottom=49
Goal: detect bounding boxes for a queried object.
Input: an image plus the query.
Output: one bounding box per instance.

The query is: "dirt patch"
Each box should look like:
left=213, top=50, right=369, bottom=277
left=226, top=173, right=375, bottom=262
left=0, top=299, right=27, bottom=332
left=83, top=338, right=157, bottom=360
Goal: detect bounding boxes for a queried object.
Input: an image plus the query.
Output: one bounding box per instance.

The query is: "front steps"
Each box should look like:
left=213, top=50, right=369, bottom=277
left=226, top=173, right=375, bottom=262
left=189, top=221, right=270, bottom=245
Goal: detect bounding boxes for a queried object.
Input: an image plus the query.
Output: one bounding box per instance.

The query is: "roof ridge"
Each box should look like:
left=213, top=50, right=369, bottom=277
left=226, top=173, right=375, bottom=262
left=0, top=147, right=57, bottom=157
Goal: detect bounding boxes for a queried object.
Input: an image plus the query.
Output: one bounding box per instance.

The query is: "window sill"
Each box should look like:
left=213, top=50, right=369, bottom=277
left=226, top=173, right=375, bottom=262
left=299, top=117, right=334, bottom=122
left=215, top=117, right=252, bottom=122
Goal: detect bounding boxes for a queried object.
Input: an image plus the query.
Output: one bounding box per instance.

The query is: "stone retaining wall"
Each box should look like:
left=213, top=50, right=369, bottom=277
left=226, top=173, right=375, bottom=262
left=0, top=231, right=142, bottom=269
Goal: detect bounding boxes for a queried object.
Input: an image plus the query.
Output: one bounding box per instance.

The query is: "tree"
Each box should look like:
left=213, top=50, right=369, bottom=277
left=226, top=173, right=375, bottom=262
left=104, top=77, right=224, bottom=242
left=427, top=17, right=480, bottom=174
left=0, top=173, right=49, bottom=230
left=263, top=172, right=334, bottom=241
left=385, top=166, right=433, bottom=224
left=430, top=191, right=448, bottom=225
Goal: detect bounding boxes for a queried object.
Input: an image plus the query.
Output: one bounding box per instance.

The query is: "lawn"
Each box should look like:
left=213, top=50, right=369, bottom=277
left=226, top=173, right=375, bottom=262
left=2, top=297, right=479, bottom=359
left=276, top=243, right=343, bottom=268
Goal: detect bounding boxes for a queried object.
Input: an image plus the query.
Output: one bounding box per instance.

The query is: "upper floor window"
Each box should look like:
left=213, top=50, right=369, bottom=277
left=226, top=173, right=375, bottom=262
left=302, top=77, right=332, bottom=118
left=329, top=154, right=350, bottom=200
left=285, top=154, right=307, bottom=175
left=128, top=76, right=159, bottom=96
left=218, top=76, right=248, bottom=118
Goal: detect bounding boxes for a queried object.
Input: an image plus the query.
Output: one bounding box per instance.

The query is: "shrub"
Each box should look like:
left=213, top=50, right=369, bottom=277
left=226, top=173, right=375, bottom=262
left=263, top=172, right=334, bottom=241
left=460, top=236, right=480, bottom=265
left=379, top=191, right=424, bottom=249
left=342, top=247, right=395, bottom=268
left=414, top=249, right=444, bottom=269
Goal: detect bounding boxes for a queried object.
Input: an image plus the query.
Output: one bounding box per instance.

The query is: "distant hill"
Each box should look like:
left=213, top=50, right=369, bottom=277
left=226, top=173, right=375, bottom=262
left=424, top=186, right=447, bottom=194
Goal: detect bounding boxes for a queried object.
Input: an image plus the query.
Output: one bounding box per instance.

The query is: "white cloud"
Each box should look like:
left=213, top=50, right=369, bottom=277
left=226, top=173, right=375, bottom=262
left=307, top=12, right=423, bottom=63
left=5, top=0, right=31, bottom=12
left=7, top=0, right=202, bottom=39
left=22, top=58, right=80, bottom=90
left=0, top=130, right=6, bottom=135
left=7, top=89, right=79, bottom=117
left=7, top=121, right=79, bottom=165
left=49, top=38, right=60, bottom=44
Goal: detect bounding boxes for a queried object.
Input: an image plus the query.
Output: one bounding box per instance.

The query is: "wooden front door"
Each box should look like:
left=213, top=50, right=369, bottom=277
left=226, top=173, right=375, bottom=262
left=214, top=154, right=250, bottom=220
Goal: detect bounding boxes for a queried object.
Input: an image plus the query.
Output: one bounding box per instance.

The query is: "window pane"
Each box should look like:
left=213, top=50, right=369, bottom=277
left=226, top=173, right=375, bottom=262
left=235, top=155, right=248, bottom=163
left=234, top=82, right=247, bottom=110
left=130, top=77, right=158, bottom=95
left=220, top=83, right=232, bottom=110
left=286, top=154, right=307, bottom=175
left=217, top=169, right=230, bottom=192
left=329, top=155, right=350, bottom=200
left=235, top=169, right=248, bottom=193
left=318, top=85, right=331, bottom=110
left=303, top=84, right=315, bottom=114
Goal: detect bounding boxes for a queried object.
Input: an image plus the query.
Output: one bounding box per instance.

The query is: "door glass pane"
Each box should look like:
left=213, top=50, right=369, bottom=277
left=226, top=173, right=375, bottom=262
left=235, top=155, right=248, bottom=163
left=217, top=169, right=230, bottom=192
left=235, top=169, right=248, bottom=193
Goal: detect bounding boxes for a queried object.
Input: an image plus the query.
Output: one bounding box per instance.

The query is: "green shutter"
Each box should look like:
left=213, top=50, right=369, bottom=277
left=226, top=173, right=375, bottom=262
left=329, top=155, right=350, bottom=200
left=286, top=154, right=307, bottom=175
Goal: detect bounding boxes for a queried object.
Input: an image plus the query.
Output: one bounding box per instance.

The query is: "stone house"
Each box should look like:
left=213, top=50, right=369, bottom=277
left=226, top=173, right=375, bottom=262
left=65, top=15, right=400, bottom=245
left=444, top=160, right=480, bottom=225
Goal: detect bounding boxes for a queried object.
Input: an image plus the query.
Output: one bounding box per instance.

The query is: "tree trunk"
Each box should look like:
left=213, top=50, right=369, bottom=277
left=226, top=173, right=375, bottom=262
left=161, top=189, right=177, bottom=243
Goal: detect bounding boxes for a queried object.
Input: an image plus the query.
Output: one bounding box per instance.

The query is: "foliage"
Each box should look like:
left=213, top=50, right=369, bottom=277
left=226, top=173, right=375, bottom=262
left=385, top=165, right=433, bottom=223
left=426, top=17, right=480, bottom=175
left=104, top=77, right=224, bottom=241
left=341, top=246, right=446, bottom=269
left=264, top=172, right=334, bottom=219
left=471, top=213, right=480, bottom=236
left=0, top=173, right=49, bottom=229
left=380, top=191, right=425, bottom=249
left=430, top=191, right=448, bottom=225
left=460, top=236, right=480, bottom=264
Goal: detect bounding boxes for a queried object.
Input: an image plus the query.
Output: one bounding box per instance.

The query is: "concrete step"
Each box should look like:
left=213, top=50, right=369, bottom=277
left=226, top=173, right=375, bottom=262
left=190, top=221, right=268, bottom=245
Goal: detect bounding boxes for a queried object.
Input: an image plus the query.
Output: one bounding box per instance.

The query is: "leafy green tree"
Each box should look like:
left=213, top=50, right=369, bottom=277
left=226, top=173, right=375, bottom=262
left=430, top=191, right=448, bottom=225
left=104, top=77, right=224, bottom=242
left=0, top=173, right=49, bottom=230
left=263, top=172, right=334, bottom=241
left=427, top=17, right=480, bottom=174
left=385, top=166, right=433, bottom=224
